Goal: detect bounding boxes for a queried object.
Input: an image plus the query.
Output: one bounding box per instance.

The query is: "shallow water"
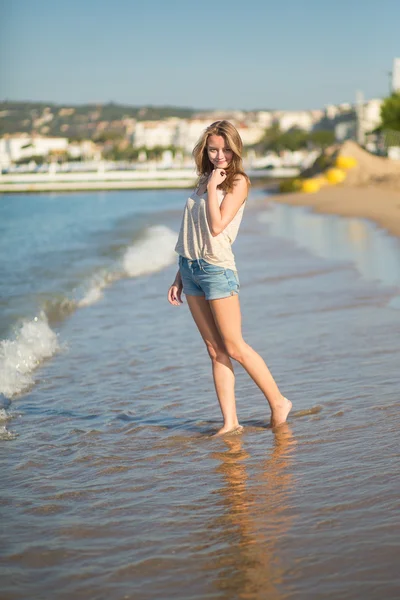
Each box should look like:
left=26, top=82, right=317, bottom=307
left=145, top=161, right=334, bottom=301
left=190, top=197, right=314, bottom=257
left=1, top=191, right=399, bottom=599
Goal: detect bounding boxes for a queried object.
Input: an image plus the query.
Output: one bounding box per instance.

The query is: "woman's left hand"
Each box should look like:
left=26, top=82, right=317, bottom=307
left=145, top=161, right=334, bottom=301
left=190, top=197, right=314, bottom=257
left=207, top=168, right=227, bottom=190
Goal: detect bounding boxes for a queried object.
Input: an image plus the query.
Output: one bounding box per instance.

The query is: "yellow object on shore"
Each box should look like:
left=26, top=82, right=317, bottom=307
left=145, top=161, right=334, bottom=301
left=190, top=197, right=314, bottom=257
left=301, top=178, right=321, bottom=193
left=325, top=168, right=346, bottom=184
left=279, top=178, right=303, bottom=193
left=336, top=155, right=358, bottom=170
left=313, top=176, right=329, bottom=187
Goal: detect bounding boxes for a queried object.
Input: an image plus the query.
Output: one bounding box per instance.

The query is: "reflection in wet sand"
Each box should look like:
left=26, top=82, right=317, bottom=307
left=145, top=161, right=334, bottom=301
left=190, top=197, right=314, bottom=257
left=259, top=203, right=400, bottom=292
left=206, top=426, right=296, bottom=599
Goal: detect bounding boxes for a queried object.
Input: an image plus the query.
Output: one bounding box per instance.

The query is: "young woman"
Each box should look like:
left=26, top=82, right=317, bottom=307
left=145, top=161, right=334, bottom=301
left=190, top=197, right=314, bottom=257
left=168, top=120, right=292, bottom=435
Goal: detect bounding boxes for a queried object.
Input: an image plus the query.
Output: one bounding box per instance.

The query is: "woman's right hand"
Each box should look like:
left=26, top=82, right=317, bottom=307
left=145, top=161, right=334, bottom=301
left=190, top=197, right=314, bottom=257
left=168, top=281, right=183, bottom=306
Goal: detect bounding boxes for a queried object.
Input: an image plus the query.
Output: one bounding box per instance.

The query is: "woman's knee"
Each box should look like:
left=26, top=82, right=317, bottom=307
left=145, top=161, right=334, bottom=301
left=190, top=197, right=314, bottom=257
left=205, top=340, right=229, bottom=362
left=224, top=340, right=248, bottom=363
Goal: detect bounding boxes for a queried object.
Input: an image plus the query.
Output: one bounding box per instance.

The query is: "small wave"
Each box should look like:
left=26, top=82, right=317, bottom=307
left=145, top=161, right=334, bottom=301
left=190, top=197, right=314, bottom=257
left=41, top=226, right=178, bottom=315
left=291, top=405, right=323, bottom=418
left=79, top=286, right=104, bottom=307
left=0, top=225, right=177, bottom=401
left=0, top=404, right=19, bottom=441
left=122, top=225, right=177, bottom=277
left=78, top=225, right=177, bottom=307
left=0, top=424, right=17, bottom=440
left=44, top=297, right=77, bottom=324
left=78, top=271, right=119, bottom=308
left=0, top=314, right=59, bottom=399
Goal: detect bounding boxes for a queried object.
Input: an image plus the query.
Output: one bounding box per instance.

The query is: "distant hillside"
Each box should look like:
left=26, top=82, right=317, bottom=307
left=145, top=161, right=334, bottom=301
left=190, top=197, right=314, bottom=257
left=0, top=101, right=199, bottom=138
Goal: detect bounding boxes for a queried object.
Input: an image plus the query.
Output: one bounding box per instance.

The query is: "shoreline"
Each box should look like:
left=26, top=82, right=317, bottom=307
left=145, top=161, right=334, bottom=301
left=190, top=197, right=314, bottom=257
left=0, top=178, right=278, bottom=194
left=0, top=168, right=297, bottom=194
left=267, top=184, right=400, bottom=239
left=0, top=179, right=196, bottom=194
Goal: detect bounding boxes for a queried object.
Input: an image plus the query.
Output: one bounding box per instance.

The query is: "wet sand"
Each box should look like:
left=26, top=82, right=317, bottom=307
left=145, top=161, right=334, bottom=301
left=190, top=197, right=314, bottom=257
left=269, top=184, right=400, bottom=238
left=2, top=194, right=400, bottom=599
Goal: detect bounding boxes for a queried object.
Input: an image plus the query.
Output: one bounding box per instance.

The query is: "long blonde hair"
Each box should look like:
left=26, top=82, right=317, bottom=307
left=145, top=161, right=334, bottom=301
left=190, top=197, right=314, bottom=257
left=192, top=120, right=251, bottom=194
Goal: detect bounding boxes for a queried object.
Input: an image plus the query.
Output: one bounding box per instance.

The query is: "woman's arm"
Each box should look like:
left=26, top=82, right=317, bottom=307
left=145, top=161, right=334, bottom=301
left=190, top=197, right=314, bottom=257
left=167, top=268, right=183, bottom=305
left=206, top=172, right=248, bottom=237
left=173, top=269, right=182, bottom=285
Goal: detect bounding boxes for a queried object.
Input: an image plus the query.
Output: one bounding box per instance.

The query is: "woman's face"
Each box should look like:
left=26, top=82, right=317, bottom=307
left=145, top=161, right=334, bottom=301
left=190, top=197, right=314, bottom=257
left=206, top=135, right=234, bottom=169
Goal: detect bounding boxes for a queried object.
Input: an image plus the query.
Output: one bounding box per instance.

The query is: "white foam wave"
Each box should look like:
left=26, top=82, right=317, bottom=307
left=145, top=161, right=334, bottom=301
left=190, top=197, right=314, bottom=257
left=78, top=226, right=177, bottom=308
left=0, top=408, right=9, bottom=421
left=78, top=286, right=104, bottom=307
left=0, top=314, right=59, bottom=399
left=0, top=425, right=17, bottom=440
left=0, top=226, right=177, bottom=401
left=78, top=278, right=107, bottom=308
left=78, top=270, right=119, bottom=308
left=122, top=225, right=177, bottom=277
left=0, top=407, right=18, bottom=441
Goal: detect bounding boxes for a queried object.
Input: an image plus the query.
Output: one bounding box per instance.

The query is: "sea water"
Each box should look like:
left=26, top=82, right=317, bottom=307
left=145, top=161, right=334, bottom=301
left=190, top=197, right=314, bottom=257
left=1, top=189, right=399, bottom=599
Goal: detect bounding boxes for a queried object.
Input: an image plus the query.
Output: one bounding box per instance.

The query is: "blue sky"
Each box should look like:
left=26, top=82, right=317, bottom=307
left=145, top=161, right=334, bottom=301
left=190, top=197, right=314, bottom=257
left=1, top=0, right=399, bottom=110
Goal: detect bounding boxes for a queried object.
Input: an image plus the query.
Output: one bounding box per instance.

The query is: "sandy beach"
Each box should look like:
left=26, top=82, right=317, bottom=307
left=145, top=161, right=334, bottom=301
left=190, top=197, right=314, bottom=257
left=269, top=184, right=400, bottom=238
left=268, top=140, right=400, bottom=238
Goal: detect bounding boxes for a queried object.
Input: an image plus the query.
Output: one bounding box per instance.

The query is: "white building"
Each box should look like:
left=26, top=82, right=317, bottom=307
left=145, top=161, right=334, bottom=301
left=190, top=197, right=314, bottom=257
left=67, top=140, right=100, bottom=160
left=333, top=98, right=383, bottom=142
left=132, top=116, right=265, bottom=154
left=324, top=105, right=340, bottom=120
left=392, top=58, right=400, bottom=93
left=0, top=135, right=68, bottom=167
left=362, top=98, right=382, bottom=132
left=132, top=119, right=178, bottom=148
left=310, top=109, right=325, bottom=122
left=274, top=111, right=315, bottom=132
left=392, top=58, right=400, bottom=92
left=174, top=119, right=214, bottom=153
left=236, top=124, right=264, bottom=146
left=255, top=111, right=274, bottom=128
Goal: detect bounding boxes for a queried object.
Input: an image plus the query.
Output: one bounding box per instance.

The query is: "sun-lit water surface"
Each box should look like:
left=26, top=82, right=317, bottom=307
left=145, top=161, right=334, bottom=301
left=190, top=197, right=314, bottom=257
left=1, top=191, right=399, bottom=599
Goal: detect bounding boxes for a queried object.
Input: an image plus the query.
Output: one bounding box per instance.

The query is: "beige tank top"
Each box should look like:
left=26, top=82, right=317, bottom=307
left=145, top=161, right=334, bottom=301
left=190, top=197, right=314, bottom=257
left=175, top=186, right=246, bottom=270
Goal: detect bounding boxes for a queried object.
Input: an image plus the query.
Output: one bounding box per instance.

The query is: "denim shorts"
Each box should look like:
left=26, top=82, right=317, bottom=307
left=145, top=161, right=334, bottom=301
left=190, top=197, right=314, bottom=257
left=178, top=256, right=240, bottom=301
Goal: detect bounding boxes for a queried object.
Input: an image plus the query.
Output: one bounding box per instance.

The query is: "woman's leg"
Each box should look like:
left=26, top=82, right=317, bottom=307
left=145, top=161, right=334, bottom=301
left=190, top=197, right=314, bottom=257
left=209, top=295, right=292, bottom=427
left=186, top=295, right=241, bottom=434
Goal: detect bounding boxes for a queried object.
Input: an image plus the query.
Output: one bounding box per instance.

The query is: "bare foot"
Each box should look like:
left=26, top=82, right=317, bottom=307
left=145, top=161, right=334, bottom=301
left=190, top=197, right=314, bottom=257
left=213, top=424, right=244, bottom=437
left=270, top=397, right=292, bottom=429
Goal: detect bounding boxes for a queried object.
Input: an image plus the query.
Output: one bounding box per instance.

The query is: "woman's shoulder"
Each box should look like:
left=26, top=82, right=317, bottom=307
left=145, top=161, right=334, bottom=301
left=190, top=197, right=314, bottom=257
left=233, top=172, right=250, bottom=185
left=234, top=172, right=247, bottom=180
left=232, top=172, right=250, bottom=195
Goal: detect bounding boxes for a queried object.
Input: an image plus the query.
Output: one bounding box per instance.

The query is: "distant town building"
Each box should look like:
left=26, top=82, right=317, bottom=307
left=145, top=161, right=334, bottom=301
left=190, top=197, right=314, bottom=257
left=174, top=119, right=215, bottom=153
left=274, top=111, right=315, bottom=132
left=392, top=58, right=400, bottom=92
left=235, top=124, right=265, bottom=145
left=131, top=116, right=266, bottom=152
left=334, top=114, right=357, bottom=142
left=256, top=111, right=274, bottom=128
left=132, top=119, right=178, bottom=148
left=324, top=104, right=340, bottom=120
left=58, top=108, right=75, bottom=117
left=333, top=98, right=383, bottom=143
left=68, top=140, right=101, bottom=161
left=33, top=107, right=54, bottom=129
left=310, top=109, right=325, bottom=122
left=362, top=98, right=382, bottom=132
left=0, top=135, right=68, bottom=167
